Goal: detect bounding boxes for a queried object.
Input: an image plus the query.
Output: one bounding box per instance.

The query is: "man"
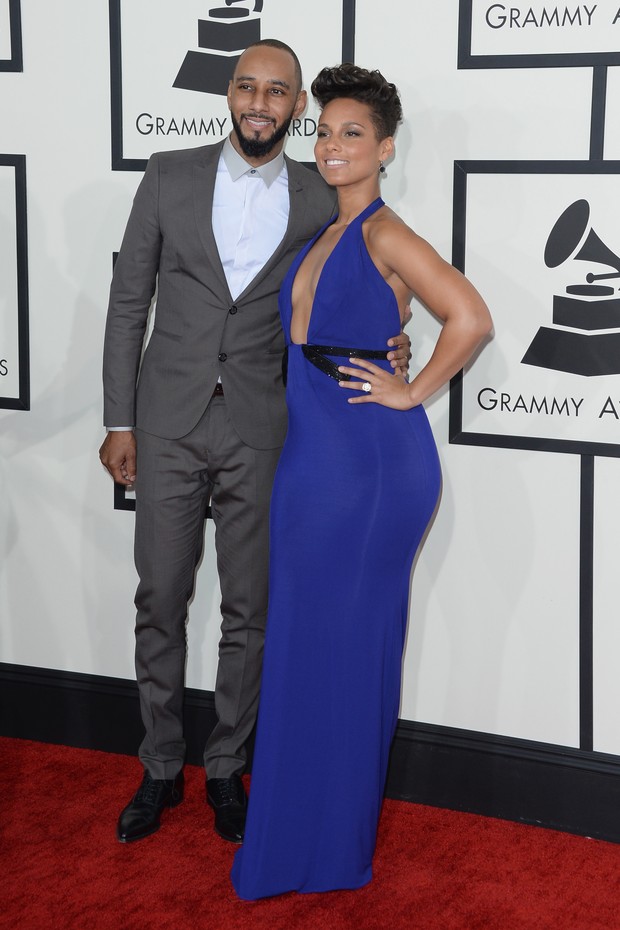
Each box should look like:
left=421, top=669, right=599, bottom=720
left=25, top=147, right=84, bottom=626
left=100, top=39, right=409, bottom=845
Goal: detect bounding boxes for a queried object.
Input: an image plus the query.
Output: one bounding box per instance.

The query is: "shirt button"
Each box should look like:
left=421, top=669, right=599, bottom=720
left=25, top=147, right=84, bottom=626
left=229, top=305, right=238, bottom=315
left=218, top=352, right=228, bottom=362
left=250, top=169, right=256, bottom=174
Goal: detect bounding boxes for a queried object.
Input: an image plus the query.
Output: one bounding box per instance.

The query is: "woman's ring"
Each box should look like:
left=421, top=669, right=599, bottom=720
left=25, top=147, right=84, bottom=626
left=362, top=381, right=372, bottom=393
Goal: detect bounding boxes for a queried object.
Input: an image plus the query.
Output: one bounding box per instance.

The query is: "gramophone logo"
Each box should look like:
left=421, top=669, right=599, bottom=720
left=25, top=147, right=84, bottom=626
left=174, top=0, right=264, bottom=96
left=522, top=199, right=620, bottom=377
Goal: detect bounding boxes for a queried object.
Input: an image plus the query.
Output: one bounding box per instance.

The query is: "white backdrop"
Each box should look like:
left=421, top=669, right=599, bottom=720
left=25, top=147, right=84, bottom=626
left=1, top=0, right=617, bottom=755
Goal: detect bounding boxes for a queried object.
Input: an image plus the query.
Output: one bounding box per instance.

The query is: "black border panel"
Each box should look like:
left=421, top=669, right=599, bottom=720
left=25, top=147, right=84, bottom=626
left=590, top=66, right=608, bottom=161
left=458, top=1, right=620, bottom=70
left=342, top=0, right=356, bottom=62
left=0, top=154, right=29, bottom=410
left=450, top=159, right=620, bottom=458
left=109, top=0, right=144, bottom=171
left=0, top=0, right=22, bottom=72
left=109, top=0, right=356, bottom=171
left=113, top=479, right=213, bottom=518
left=4, top=663, right=620, bottom=842
left=579, top=454, right=595, bottom=751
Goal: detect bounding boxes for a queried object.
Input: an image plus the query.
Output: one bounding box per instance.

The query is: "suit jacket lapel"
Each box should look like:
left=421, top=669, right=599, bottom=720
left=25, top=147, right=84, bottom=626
left=233, top=155, right=314, bottom=303
left=193, top=140, right=232, bottom=302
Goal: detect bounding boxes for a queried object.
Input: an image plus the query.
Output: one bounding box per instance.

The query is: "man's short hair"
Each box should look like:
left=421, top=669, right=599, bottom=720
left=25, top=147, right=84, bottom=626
left=241, top=38, right=303, bottom=91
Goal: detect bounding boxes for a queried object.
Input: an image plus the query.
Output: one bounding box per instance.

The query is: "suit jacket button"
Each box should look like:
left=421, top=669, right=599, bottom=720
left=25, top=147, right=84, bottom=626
left=229, top=305, right=238, bottom=315
left=218, top=352, right=227, bottom=362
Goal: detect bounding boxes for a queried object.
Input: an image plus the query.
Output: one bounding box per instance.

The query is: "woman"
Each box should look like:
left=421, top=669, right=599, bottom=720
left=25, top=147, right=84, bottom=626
left=231, top=63, right=492, bottom=899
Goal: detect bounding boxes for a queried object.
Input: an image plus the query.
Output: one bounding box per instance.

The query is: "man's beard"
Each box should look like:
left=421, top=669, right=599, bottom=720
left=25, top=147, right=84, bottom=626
left=231, top=111, right=293, bottom=158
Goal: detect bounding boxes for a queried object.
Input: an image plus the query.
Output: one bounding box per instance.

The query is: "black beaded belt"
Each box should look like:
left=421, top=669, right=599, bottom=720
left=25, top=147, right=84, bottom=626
left=212, top=383, right=224, bottom=396
left=302, top=344, right=389, bottom=382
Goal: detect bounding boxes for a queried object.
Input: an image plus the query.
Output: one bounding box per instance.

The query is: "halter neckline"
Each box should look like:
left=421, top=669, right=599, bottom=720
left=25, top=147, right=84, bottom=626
left=337, top=197, right=384, bottom=228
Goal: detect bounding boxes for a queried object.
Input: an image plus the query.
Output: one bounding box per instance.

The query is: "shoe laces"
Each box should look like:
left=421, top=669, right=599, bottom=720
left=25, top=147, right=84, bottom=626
left=213, top=779, right=241, bottom=805
left=136, top=775, right=167, bottom=805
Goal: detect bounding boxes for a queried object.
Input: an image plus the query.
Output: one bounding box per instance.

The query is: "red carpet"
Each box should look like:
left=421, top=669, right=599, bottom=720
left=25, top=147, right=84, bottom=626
left=2, top=737, right=620, bottom=930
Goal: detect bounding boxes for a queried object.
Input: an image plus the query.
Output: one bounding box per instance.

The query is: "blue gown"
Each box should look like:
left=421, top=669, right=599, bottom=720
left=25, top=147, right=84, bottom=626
left=231, top=197, right=441, bottom=899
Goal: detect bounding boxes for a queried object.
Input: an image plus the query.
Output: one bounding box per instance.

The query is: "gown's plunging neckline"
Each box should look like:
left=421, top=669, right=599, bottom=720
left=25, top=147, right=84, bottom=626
left=289, top=197, right=384, bottom=346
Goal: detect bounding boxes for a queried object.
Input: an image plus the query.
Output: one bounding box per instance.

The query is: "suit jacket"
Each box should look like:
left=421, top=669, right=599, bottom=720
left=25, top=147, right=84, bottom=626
left=103, top=140, right=337, bottom=449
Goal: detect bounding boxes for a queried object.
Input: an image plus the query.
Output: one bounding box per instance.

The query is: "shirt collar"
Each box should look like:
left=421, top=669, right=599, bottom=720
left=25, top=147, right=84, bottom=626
left=221, top=136, right=286, bottom=187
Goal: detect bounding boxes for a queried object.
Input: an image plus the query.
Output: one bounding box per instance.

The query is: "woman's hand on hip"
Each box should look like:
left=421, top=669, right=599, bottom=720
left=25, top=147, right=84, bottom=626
left=338, top=358, right=415, bottom=410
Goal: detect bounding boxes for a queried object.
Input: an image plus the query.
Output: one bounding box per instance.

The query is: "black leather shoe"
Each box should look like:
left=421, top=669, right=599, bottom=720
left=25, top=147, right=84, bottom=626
left=206, top=775, right=247, bottom=844
left=116, top=770, right=184, bottom=843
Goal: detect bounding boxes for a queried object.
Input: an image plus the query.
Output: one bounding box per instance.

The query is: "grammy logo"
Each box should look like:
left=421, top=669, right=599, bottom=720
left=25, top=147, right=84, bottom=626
left=174, top=0, right=264, bottom=96
left=522, top=199, right=620, bottom=376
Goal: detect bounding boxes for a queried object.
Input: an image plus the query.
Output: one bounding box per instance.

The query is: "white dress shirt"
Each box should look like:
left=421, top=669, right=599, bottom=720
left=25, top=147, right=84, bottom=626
left=212, top=138, right=290, bottom=300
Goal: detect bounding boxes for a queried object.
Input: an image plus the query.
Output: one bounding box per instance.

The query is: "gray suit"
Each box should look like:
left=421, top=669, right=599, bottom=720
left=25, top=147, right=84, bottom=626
left=103, top=140, right=336, bottom=778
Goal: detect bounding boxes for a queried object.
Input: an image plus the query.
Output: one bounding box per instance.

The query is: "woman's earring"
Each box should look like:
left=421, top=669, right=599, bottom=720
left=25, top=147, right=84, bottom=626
left=379, top=161, right=385, bottom=174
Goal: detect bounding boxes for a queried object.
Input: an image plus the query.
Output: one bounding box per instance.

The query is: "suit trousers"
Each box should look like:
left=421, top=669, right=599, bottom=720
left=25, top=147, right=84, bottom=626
left=133, top=395, right=282, bottom=780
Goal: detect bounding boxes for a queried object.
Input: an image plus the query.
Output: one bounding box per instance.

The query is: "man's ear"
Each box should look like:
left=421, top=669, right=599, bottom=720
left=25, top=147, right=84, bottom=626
left=293, top=89, right=308, bottom=119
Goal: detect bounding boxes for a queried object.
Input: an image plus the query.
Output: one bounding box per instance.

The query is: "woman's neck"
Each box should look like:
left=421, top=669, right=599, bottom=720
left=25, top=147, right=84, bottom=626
left=335, top=182, right=382, bottom=226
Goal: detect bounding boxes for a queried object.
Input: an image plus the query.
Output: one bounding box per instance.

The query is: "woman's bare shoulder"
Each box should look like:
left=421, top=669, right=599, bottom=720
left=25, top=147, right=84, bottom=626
left=366, top=205, right=433, bottom=261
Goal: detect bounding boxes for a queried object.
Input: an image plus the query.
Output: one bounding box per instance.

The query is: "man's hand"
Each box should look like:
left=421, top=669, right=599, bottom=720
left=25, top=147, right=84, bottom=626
left=99, top=431, right=137, bottom=485
left=386, top=319, right=412, bottom=378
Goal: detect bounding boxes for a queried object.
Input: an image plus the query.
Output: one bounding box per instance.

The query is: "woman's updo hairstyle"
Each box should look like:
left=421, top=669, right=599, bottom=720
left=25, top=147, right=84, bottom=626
left=311, top=63, right=402, bottom=140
